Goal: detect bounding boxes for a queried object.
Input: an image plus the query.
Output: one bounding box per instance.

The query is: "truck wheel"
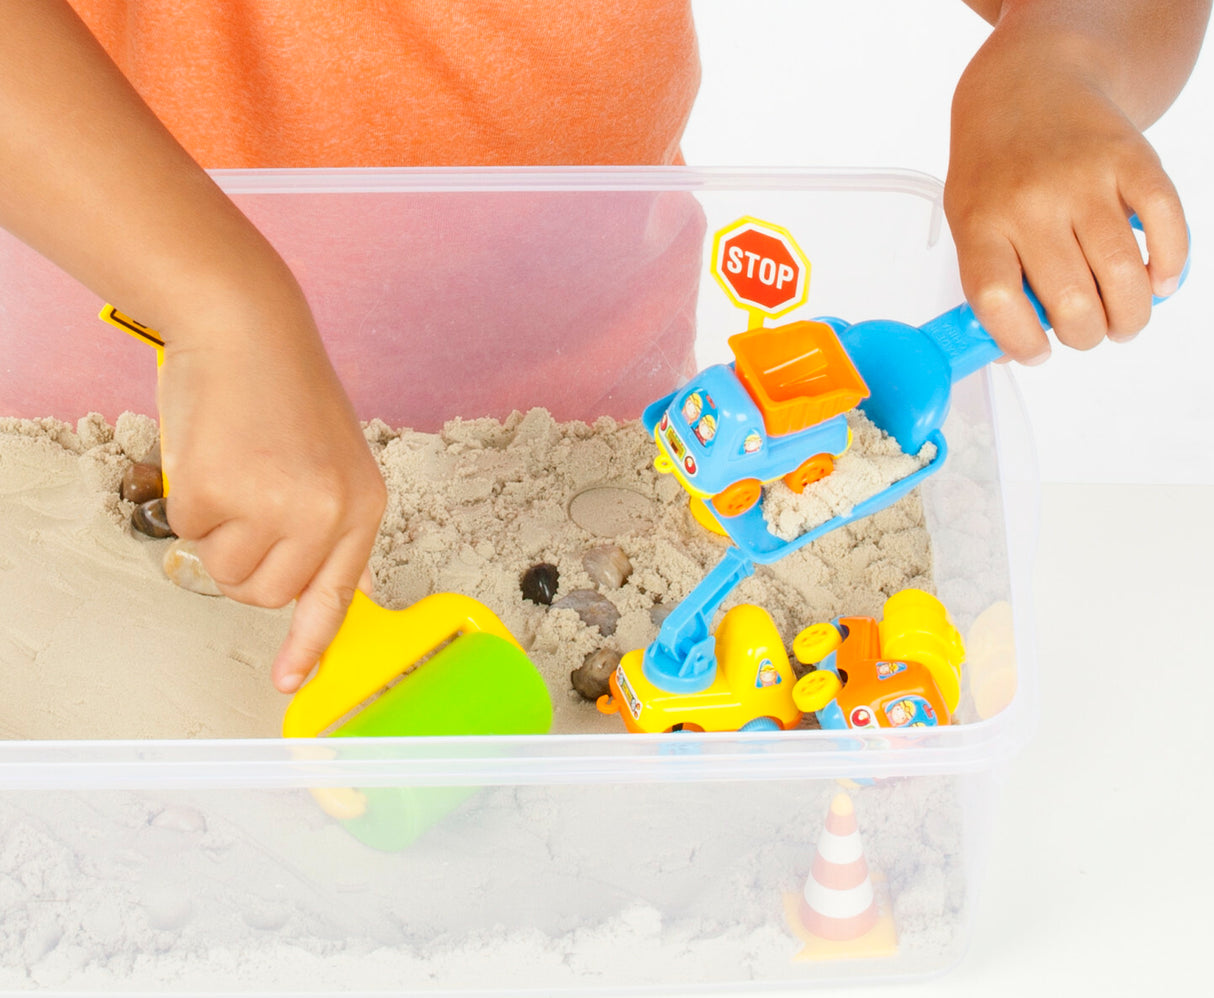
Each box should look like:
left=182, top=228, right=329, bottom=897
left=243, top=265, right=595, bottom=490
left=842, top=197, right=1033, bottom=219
left=783, top=453, right=834, bottom=493
left=792, top=622, right=842, bottom=664
left=792, top=669, right=844, bottom=712
left=711, top=479, right=762, bottom=517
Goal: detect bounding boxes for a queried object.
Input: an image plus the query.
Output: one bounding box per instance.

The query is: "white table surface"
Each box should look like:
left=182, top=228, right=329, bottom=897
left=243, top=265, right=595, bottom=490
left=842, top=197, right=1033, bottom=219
left=655, top=482, right=1214, bottom=997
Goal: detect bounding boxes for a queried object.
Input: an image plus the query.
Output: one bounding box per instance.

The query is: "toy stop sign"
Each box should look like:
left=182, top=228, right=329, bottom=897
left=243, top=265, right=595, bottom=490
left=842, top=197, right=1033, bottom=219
left=711, top=217, right=811, bottom=322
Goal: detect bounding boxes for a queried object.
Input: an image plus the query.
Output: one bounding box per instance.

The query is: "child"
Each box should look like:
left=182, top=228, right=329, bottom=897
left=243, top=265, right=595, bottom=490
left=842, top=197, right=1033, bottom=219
left=0, top=2, right=1205, bottom=694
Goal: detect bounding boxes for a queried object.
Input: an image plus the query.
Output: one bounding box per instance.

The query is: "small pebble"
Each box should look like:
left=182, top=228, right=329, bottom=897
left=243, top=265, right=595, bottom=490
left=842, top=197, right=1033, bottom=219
left=131, top=498, right=175, bottom=539
left=552, top=588, right=620, bottom=637
left=150, top=805, right=208, bottom=834
left=121, top=462, right=164, bottom=504
left=650, top=602, right=674, bottom=628
left=570, top=648, right=622, bottom=701
left=163, top=539, right=223, bottom=597
left=141, top=886, right=195, bottom=931
left=520, top=562, right=560, bottom=605
left=582, top=544, right=632, bottom=590
left=242, top=903, right=291, bottom=932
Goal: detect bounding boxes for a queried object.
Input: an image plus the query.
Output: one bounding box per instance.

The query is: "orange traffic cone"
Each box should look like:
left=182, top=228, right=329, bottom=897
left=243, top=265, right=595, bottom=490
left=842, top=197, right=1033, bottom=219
left=784, top=792, right=898, bottom=960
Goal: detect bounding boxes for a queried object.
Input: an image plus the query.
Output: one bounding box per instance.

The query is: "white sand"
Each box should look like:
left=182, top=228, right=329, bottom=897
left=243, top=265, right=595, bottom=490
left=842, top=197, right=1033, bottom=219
left=0, top=409, right=934, bottom=740
left=763, top=409, right=937, bottom=540
left=0, top=777, right=967, bottom=992
left=0, top=409, right=980, bottom=992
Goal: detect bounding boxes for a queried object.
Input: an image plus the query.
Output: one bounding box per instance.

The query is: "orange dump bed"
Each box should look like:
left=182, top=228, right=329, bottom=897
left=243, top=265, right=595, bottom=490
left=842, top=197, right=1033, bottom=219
left=729, top=320, right=870, bottom=437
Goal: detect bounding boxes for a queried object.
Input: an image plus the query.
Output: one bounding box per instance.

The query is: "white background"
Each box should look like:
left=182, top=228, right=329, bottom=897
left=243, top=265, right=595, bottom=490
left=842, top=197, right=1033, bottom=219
left=674, top=5, right=1214, bottom=998
left=683, top=0, right=1214, bottom=485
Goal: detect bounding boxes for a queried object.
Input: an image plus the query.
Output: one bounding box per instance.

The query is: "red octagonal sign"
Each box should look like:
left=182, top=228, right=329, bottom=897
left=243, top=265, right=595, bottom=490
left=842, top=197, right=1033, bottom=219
left=711, top=217, right=811, bottom=317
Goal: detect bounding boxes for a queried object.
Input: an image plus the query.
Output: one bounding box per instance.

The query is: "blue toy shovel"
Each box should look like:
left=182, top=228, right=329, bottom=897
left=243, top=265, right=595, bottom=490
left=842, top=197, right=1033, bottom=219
left=643, top=215, right=1188, bottom=691
left=692, top=215, right=1189, bottom=565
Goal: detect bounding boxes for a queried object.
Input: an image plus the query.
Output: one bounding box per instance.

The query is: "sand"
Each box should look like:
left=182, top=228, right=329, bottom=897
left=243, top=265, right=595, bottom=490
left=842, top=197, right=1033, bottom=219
left=0, top=408, right=987, bottom=992
left=0, top=408, right=935, bottom=740
left=0, top=776, right=968, bottom=992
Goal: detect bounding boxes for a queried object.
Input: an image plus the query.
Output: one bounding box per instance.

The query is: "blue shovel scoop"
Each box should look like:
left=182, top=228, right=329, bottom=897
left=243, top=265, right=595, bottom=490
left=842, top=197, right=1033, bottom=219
left=642, top=215, right=1188, bottom=690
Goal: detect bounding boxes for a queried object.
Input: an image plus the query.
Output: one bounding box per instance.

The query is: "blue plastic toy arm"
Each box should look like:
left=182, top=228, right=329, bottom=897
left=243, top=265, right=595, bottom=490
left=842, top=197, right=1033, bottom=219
left=642, top=546, right=755, bottom=693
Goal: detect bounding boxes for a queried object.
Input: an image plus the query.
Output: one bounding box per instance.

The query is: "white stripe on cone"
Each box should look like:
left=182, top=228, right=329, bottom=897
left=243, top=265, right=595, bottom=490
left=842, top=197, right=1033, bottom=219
left=803, top=878, right=875, bottom=920
left=815, top=827, right=864, bottom=865
left=800, top=792, right=879, bottom=941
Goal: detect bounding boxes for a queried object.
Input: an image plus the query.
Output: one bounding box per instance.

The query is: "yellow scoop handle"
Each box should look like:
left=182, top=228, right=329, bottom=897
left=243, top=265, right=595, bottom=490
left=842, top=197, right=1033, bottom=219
left=281, top=590, right=524, bottom=738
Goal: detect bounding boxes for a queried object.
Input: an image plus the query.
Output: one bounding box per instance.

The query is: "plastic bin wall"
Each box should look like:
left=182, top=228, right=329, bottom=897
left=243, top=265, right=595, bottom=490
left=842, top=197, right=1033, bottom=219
left=0, top=168, right=1036, bottom=993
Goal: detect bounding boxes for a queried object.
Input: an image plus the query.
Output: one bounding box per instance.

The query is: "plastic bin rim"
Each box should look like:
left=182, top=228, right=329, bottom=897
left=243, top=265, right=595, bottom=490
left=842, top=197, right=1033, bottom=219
left=0, top=704, right=1031, bottom=790
left=0, top=164, right=1038, bottom=788
left=206, top=164, right=947, bottom=200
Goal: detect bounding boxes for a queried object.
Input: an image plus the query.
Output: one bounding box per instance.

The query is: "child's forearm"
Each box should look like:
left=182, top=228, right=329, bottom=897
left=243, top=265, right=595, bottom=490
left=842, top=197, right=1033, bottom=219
left=962, top=0, right=1211, bottom=127
left=0, top=4, right=387, bottom=693
left=0, top=2, right=301, bottom=341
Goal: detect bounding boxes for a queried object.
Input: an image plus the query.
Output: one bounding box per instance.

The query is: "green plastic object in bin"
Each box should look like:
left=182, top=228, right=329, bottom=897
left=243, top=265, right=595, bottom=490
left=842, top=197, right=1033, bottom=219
left=283, top=591, right=553, bottom=851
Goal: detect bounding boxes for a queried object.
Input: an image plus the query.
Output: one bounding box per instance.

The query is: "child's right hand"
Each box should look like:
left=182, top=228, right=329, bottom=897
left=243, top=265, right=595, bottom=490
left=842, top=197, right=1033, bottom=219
left=0, top=3, right=386, bottom=693
left=947, top=2, right=1208, bottom=363
left=157, top=282, right=387, bottom=695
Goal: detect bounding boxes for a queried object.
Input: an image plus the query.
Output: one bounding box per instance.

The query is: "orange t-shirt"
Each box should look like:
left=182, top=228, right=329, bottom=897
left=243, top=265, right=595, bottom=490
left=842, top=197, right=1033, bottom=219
left=68, top=1, right=701, bottom=167
left=9, top=2, right=706, bottom=428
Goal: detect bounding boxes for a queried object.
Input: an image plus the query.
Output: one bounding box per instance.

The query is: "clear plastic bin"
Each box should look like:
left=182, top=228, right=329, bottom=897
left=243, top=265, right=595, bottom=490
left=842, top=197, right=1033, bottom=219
left=0, top=167, right=1037, bottom=993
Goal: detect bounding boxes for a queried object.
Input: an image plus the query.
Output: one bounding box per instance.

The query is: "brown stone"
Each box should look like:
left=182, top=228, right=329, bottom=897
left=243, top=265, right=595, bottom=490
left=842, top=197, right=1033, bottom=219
left=570, top=648, right=621, bottom=702
left=582, top=544, right=632, bottom=590
left=552, top=589, right=620, bottom=637
left=121, top=462, right=164, bottom=504
left=131, top=498, right=175, bottom=539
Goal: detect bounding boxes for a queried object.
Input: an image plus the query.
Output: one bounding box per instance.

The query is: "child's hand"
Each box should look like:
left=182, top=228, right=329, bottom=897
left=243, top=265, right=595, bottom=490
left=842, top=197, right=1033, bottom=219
left=157, top=287, right=387, bottom=694
left=0, top=3, right=389, bottom=694
left=944, top=23, right=1190, bottom=363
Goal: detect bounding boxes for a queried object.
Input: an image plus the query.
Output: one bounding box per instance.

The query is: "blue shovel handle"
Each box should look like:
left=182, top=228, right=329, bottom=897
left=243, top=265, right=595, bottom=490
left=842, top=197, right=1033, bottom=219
left=928, top=213, right=1191, bottom=383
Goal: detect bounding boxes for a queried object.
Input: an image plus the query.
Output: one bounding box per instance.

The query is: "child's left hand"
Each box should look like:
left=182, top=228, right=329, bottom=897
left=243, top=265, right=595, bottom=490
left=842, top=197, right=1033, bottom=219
left=944, top=21, right=1191, bottom=364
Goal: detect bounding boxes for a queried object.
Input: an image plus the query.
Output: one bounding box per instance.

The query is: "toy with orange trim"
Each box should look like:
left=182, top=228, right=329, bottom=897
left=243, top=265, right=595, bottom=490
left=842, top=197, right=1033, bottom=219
left=643, top=320, right=867, bottom=521
left=597, top=601, right=803, bottom=733
left=597, top=585, right=963, bottom=736
left=791, top=589, right=965, bottom=730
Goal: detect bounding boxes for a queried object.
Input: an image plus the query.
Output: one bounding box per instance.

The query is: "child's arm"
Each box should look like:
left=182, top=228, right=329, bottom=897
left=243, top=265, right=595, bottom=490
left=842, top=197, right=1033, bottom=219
left=949, top=0, right=1210, bottom=362
left=0, top=3, right=386, bottom=692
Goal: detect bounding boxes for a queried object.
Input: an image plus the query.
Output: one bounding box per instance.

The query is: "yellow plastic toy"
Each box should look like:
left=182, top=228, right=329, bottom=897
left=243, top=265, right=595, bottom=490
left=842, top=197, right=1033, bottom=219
left=876, top=588, right=965, bottom=714
left=790, top=589, right=965, bottom=730
left=283, top=590, right=553, bottom=851
left=99, top=304, right=168, bottom=493
left=283, top=590, right=552, bottom=739
left=597, top=603, right=802, bottom=733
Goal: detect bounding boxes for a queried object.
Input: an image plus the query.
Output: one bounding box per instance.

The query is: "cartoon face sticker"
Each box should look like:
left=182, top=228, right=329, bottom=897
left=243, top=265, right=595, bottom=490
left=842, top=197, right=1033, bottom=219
left=694, top=413, right=717, bottom=445
left=886, top=700, right=913, bottom=726
left=754, top=658, right=782, bottom=688
left=681, top=392, right=703, bottom=423
left=742, top=430, right=762, bottom=455
left=875, top=660, right=908, bottom=680
left=883, top=696, right=938, bottom=728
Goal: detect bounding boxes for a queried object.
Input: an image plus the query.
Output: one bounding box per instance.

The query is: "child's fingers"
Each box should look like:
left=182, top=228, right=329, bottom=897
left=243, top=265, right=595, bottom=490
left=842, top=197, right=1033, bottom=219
left=1019, top=225, right=1107, bottom=352
left=1121, top=166, right=1188, bottom=298
left=271, top=530, right=377, bottom=693
left=218, top=532, right=329, bottom=611
left=191, top=518, right=276, bottom=589
left=955, top=229, right=1051, bottom=364
left=162, top=481, right=227, bottom=543
left=1075, top=207, right=1153, bottom=342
